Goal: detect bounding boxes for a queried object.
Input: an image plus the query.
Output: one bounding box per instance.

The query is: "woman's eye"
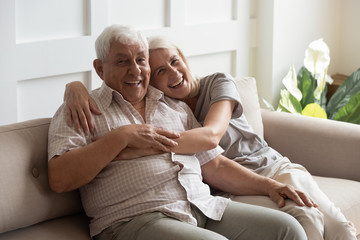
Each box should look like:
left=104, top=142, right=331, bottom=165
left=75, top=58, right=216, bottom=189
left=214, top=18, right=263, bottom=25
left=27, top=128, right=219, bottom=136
left=157, top=68, right=164, bottom=74
left=171, top=59, right=179, bottom=65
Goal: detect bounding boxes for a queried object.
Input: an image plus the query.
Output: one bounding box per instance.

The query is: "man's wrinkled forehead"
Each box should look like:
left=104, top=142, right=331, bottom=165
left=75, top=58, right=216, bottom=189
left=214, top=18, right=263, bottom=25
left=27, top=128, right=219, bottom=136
left=109, top=42, right=149, bottom=58
left=111, top=40, right=149, bottom=55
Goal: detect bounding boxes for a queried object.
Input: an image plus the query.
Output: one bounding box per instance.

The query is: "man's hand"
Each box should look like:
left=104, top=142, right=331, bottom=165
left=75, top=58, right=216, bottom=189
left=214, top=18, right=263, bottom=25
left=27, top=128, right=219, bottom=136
left=64, top=81, right=101, bottom=133
left=115, top=124, right=180, bottom=153
left=267, top=180, right=318, bottom=208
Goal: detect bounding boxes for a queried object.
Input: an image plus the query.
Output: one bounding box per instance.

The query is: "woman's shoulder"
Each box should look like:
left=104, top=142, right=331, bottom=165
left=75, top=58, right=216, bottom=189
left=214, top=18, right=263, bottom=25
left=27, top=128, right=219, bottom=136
left=200, top=72, right=234, bottom=82
left=200, top=72, right=236, bottom=90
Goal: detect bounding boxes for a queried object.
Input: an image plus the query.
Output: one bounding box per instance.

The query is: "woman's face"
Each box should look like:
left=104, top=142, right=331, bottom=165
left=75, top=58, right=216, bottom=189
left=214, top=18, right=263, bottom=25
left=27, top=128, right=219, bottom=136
left=149, top=48, right=192, bottom=100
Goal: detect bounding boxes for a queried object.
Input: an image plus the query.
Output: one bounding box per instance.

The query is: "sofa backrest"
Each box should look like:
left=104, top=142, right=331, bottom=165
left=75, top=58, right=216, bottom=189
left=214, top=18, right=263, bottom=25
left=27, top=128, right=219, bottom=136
left=0, top=118, right=83, bottom=234
left=234, top=77, right=263, bottom=138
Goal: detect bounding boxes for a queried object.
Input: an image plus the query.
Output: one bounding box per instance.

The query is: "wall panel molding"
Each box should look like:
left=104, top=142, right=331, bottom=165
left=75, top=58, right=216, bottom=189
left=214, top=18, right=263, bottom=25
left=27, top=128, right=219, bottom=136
left=0, top=0, right=251, bottom=125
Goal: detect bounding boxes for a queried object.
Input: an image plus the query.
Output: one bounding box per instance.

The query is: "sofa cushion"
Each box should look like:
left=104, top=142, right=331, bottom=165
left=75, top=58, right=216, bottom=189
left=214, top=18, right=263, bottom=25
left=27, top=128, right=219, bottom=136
left=234, top=77, right=263, bottom=138
left=0, top=119, right=83, bottom=234
left=0, top=214, right=89, bottom=240
left=314, top=176, right=360, bottom=235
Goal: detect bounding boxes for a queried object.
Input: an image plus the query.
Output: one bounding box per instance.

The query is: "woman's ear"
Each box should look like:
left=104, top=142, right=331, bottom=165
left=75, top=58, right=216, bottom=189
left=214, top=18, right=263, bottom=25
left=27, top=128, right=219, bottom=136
left=93, top=59, right=104, bottom=79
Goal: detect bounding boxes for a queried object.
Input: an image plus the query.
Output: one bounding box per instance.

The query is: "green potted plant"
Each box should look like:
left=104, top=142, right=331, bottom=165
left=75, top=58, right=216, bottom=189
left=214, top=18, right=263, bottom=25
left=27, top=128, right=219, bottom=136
left=263, top=39, right=360, bottom=124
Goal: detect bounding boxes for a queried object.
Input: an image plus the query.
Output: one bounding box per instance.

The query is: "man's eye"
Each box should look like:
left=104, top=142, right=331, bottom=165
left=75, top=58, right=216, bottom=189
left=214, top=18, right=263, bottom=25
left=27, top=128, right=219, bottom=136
left=138, top=58, right=146, bottom=63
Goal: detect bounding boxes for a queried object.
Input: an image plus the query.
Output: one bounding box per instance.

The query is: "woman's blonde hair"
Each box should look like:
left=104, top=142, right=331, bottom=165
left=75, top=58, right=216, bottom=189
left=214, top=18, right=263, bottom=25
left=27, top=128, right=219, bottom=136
left=147, top=36, right=200, bottom=98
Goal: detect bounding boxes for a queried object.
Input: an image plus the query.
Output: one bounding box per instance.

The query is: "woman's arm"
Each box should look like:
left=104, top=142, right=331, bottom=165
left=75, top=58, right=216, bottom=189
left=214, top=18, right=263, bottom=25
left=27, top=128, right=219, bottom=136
left=111, top=100, right=235, bottom=158
left=64, top=81, right=101, bottom=133
left=170, top=99, right=236, bottom=154
left=201, top=154, right=318, bottom=208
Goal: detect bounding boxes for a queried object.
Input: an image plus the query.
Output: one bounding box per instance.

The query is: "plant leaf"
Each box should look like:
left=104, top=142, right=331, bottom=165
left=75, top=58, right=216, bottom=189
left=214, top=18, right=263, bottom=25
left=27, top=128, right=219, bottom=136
left=282, top=65, right=302, bottom=101
left=301, top=103, right=327, bottom=119
left=319, top=84, right=328, bottom=109
left=260, top=96, right=275, bottom=111
left=297, top=67, right=316, bottom=108
left=333, top=91, right=360, bottom=124
left=327, top=68, right=360, bottom=119
left=278, top=89, right=302, bottom=114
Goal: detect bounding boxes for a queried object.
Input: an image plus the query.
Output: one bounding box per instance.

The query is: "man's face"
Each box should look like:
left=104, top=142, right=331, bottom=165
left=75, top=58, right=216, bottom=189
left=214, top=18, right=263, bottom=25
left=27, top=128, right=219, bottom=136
left=97, top=41, right=150, bottom=105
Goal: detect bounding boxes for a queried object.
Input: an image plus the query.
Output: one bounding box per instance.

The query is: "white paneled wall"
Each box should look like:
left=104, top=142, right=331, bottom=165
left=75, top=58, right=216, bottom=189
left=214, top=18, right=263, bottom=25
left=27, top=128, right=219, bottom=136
left=0, top=0, right=251, bottom=125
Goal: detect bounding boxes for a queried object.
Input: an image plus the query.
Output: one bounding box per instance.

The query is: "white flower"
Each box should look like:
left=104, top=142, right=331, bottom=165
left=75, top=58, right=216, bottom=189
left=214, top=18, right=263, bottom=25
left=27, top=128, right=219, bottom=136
left=282, top=65, right=302, bottom=101
left=313, top=69, right=333, bottom=100
left=313, top=69, right=327, bottom=100
left=304, top=38, right=330, bottom=75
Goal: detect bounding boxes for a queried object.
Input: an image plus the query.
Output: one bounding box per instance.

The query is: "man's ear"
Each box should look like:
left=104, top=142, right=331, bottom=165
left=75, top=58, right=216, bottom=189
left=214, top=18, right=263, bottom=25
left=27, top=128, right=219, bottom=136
left=93, top=59, right=104, bottom=79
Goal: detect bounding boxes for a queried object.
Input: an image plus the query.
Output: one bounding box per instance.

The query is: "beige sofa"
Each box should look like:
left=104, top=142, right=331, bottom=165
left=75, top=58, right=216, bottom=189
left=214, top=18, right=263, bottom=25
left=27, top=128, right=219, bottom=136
left=0, top=77, right=359, bottom=239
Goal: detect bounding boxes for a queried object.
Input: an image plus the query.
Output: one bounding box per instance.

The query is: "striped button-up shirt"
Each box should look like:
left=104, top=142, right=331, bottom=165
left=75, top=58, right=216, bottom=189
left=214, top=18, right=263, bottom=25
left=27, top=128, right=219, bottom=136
left=48, top=83, right=229, bottom=237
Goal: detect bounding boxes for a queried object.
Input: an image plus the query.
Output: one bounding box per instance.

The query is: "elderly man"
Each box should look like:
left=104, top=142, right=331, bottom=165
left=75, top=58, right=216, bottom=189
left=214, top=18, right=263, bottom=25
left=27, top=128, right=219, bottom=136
left=48, top=25, right=308, bottom=240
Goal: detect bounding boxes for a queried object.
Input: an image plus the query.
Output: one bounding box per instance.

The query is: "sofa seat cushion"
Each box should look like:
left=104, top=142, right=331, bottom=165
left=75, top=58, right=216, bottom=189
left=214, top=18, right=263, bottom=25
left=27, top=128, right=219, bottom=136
left=314, top=176, right=360, bottom=235
left=0, top=214, right=90, bottom=240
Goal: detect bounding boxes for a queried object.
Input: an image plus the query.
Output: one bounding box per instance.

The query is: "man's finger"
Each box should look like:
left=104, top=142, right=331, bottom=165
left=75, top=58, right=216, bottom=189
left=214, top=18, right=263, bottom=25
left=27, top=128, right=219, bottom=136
left=157, top=135, right=178, bottom=147
left=155, top=128, right=180, bottom=139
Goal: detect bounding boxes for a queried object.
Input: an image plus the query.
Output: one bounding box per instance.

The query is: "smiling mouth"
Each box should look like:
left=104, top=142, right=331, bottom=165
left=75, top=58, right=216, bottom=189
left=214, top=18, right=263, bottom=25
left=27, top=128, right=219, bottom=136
left=169, top=77, right=184, bottom=88
left=125, top=80, right=142, bottom=85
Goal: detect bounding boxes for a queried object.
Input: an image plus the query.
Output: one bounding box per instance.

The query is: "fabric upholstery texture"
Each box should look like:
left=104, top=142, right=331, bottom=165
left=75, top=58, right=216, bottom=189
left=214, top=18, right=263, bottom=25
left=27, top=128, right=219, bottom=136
left=0, top=118, right=83, bottom=234
left=234, top=77, right=264, bottom=138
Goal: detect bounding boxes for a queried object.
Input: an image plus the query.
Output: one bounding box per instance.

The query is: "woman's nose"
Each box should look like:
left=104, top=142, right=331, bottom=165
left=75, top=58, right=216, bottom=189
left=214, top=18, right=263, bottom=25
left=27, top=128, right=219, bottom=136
left=169, top=67, right=181, bottom=79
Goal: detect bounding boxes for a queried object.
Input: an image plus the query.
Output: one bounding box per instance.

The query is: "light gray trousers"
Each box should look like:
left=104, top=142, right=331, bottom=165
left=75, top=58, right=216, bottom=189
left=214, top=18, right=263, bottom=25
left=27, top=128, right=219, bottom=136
left=94, top=201, right=307, bottom=240
left=232, top=158, right=357, bottom=240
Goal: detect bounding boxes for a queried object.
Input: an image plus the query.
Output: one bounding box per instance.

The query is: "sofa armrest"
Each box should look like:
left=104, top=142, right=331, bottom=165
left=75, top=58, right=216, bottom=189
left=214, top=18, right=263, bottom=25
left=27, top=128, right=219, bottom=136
left=261, top=109, right=360, bottom=182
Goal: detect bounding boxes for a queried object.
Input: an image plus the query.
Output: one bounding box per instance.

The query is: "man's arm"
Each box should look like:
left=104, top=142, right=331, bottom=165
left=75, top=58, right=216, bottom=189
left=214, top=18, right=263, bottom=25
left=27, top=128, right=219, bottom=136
left=201, top=154, right=318, bottom=208
left=49, top=124, right=179, bottom=193
left=49, top=126, right=134, bottom=193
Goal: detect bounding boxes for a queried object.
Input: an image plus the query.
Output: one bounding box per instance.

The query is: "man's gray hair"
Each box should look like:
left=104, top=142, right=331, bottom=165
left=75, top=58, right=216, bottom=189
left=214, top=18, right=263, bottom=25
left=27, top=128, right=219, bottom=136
left=95, top=25, right=148, bottom=62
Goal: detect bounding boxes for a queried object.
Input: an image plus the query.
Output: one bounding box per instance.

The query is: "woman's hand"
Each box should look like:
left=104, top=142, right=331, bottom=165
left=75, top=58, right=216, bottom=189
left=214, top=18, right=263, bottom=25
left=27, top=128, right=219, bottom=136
left=267, top=180, right=318, bottom=208
left=64, top=81, right=101, bottom=133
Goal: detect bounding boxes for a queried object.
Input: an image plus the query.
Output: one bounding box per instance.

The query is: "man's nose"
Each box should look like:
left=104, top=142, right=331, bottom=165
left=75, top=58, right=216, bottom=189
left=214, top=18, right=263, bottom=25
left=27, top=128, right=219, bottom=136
left=128, top=62, right=141, bottom=75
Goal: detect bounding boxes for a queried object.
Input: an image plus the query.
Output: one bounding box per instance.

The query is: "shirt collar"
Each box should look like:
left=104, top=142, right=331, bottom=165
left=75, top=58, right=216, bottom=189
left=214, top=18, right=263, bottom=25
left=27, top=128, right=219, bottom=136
left=96, top=82, right=165, bottom=110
